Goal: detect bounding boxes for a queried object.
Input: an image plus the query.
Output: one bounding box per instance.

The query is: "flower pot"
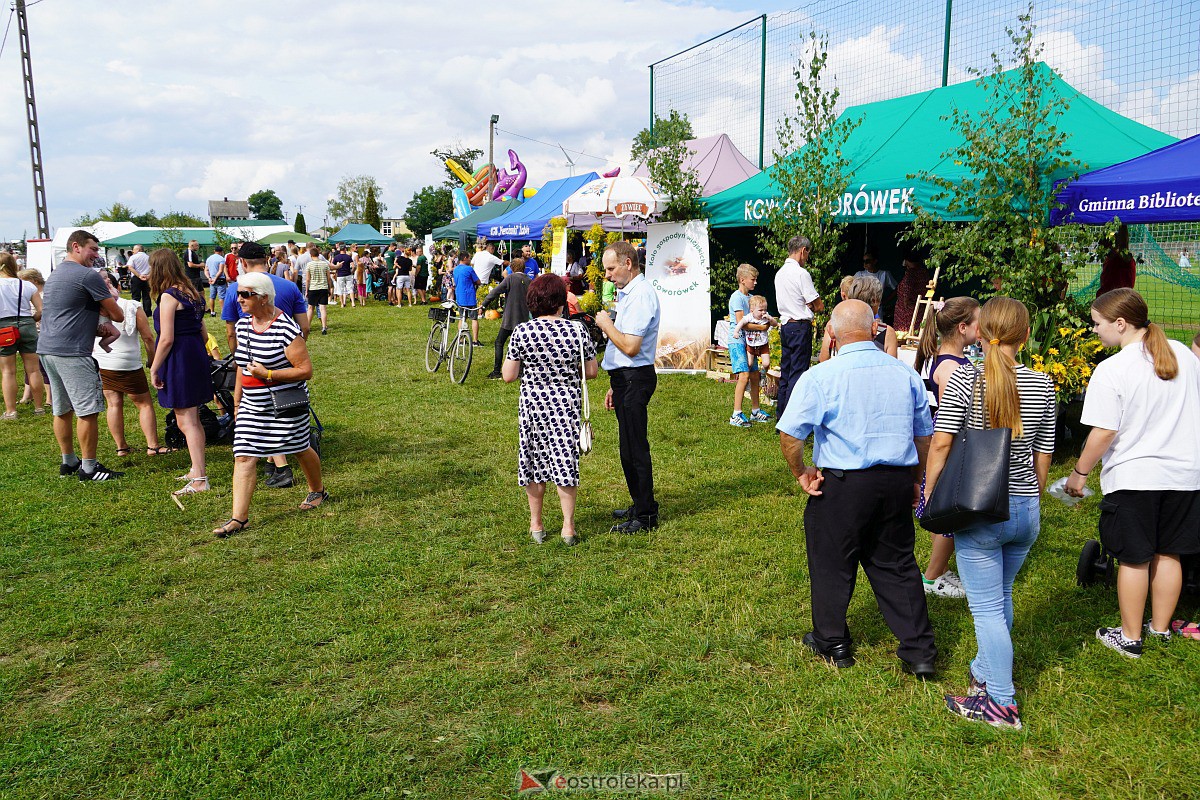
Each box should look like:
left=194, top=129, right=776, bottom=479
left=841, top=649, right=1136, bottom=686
left=1055, top=396, right=1087, bottom=458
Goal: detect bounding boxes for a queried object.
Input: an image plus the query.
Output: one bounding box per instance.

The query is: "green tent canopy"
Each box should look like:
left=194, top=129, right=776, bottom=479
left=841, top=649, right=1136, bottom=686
left=432, top=200, right=516, bottom=241
left=703, top=64, right=1177, bottom=228
left=100, top=228, right=223, bottom=247
left=258, top=231, right=317, bottom=245
left=327, top=223, right=392, bottom=246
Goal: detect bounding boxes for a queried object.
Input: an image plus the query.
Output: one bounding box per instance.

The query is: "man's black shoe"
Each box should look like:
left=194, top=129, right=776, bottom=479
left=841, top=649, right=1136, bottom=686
left=486, top=371, right=503, bottom=380
left=901, top=659, right=937, bottom=681
left=78, top=462, right=124, bottom=482
left=59, top=461, right=81, bottom=477
left=611, top=507, right=635, bottom=521
left=610, top=517, right=657, bottom=534
left=266, top=465, right=294, bottom=488
left=802, top=632, right=855, bottom=668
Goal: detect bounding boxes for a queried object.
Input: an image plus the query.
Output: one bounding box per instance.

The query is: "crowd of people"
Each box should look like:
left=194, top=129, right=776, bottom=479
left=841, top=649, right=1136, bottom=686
left=6, top=226, right=1199, bottom=735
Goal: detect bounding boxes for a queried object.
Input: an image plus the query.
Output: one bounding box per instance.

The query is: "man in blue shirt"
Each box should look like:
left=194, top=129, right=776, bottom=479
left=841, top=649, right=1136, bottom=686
left=451, top=251, right=482, bottom=345
left=205, top=245, right=227, bottom=316
left=777, top=299, right=937, bottom=677
left=595, top=240, right=661, bottom=533
left=221, top=241, right=309, bottom=353
left=521, top=244, right=541, bottom=280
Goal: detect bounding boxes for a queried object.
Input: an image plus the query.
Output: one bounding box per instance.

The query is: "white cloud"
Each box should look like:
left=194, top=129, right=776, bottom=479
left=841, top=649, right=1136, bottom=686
left=0, top=0, right=749, bottom=236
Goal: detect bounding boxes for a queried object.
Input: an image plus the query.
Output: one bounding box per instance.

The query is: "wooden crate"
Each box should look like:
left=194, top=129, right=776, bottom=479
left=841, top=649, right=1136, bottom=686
left=705, top=348, right=732, bottom=381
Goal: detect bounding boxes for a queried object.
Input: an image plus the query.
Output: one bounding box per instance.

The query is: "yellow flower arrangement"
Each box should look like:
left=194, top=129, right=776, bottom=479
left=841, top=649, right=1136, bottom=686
left=1024, top=303, right=1106, bottom=399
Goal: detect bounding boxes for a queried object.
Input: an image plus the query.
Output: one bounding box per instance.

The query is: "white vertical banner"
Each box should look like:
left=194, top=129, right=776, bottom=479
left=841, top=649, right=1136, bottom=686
left=645, top=219, right=711, bottom=371
left=550, top=222, right=569, bottom=275
left=423, top=234, right=434, bottom=259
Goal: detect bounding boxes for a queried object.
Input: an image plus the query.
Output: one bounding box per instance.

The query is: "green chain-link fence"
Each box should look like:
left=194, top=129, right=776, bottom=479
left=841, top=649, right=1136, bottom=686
left=650, top=0, right=1200, bottom=333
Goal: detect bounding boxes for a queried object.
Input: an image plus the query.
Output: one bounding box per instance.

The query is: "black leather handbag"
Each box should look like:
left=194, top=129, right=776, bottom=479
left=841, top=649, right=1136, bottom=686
left=921, top=373, right=1011, bottom=535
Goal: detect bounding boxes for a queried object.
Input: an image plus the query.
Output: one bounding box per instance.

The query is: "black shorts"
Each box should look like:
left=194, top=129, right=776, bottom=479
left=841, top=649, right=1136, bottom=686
left=307, top=289, right=329, bottom=306
left=460, top=306, right=479, bottom=320
left=1098, top=489, right=1200, bottom=564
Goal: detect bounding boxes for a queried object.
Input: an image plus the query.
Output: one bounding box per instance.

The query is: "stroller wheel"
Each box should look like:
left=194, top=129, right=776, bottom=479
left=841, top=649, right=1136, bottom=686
left=1077, top=539, right=1115, bottom=587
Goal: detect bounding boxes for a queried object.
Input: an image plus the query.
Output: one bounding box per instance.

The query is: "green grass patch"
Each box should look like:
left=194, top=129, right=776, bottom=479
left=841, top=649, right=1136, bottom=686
left=2, top=303, right=1198, bottom=799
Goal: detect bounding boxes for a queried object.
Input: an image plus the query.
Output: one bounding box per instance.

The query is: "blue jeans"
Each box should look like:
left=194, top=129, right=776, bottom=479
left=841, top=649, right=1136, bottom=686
left=953, top=495, right=1040, bottom=706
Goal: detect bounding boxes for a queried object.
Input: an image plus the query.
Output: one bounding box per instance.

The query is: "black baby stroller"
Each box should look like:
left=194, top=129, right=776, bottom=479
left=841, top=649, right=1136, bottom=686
left=164, top=356, right=237, bottom=448
left=165, top=355, right=325, bottom=454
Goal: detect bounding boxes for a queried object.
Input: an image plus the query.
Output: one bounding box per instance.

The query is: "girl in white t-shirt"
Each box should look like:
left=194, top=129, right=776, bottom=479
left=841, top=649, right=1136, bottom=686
left=1066, top=288, right=1200, bottom=655
left=0, top=253, right=45, bottom=418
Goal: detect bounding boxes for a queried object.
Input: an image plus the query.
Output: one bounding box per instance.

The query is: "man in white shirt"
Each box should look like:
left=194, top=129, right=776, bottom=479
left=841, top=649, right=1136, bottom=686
left=471, top=241, right=506, bottom=285
left=126, top=245, right=152, bottom=315
left=1180, top=248, right=1191, bottom=272
left=774, top=235, right=824, bottom=416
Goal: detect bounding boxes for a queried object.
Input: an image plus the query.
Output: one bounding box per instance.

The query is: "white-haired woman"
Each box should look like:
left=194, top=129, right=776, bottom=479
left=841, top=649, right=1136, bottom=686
left=215, top=271, right=328, bottom=537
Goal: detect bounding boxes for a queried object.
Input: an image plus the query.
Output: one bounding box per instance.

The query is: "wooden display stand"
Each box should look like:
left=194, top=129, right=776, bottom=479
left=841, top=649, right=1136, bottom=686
left=900, top=265, right=942, bottom=346
left=706, top=348, right=732, bottom=381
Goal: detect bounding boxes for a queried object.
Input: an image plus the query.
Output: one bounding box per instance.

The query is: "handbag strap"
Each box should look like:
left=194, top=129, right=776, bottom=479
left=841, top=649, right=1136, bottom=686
left=15, top=279, right=22, bottom=320
left=578, top=321, right=590, bottom=422
left=968, top=368, right=988, bottom=431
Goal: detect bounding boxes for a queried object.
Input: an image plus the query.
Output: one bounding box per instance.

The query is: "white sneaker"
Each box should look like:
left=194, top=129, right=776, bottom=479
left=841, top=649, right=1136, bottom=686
left=924, top=571, right=967, bottom=599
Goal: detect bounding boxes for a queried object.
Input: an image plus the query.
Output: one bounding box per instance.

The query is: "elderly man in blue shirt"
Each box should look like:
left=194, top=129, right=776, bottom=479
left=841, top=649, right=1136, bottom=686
left=777, top=299, right=938, bottom=678
left=595, top=240, right=661, bottom=534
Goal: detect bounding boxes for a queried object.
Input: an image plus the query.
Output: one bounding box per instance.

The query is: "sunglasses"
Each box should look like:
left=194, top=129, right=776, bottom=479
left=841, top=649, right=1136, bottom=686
left=236, top=290, right=261, bottom=299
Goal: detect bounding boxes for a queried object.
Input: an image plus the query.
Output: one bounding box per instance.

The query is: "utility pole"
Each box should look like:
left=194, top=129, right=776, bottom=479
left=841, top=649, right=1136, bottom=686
left=488, top=114, right=499, bottom=205
left=16, top=0, right=49, bottom=239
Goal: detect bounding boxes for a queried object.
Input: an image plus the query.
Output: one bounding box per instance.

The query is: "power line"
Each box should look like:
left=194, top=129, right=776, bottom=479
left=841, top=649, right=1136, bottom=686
left=494, top=127, right=629, bottom=168
left=0, top=9, right=13, bottom=63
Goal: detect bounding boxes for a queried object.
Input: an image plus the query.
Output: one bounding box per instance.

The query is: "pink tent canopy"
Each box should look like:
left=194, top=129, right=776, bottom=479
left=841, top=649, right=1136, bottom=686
left=632, top=133, right=760, bottom=197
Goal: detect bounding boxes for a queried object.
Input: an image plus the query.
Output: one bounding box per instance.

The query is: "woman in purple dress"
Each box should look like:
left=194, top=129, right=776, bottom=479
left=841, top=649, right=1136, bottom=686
left=148, top=249, right=214, bottom=501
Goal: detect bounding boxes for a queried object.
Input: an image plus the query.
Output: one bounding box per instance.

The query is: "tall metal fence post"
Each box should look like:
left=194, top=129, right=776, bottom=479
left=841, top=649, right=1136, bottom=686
left=759, top=14, right=767, bottom=168
left=649, top=65, right=656, bottom=145
left=942, top=0, right=953, bottom=87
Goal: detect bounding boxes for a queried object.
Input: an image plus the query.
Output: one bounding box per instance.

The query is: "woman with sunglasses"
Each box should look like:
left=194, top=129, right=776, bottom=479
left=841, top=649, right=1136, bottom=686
left=215, top=272, right=327, bottom=537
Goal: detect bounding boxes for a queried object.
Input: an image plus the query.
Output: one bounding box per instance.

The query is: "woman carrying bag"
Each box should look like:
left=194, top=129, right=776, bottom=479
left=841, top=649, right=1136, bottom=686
left=923, top=296, right=1056, bottom=730
left=502, top=274, right=598, bottom=546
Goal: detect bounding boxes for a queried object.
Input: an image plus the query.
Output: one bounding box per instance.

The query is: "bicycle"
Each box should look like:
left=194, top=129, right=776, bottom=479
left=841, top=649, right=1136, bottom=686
left=425, top=302, right=474, bottom=383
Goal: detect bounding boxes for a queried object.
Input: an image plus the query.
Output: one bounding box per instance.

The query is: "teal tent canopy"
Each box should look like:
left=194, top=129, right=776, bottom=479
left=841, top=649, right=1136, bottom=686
left=327, top=223, right=392, bottom=246
left=101, top=228, right=222, bottom=247
left=703, top=64, right=1176, bottom=228
left=432, top=201, right=516, bottom=241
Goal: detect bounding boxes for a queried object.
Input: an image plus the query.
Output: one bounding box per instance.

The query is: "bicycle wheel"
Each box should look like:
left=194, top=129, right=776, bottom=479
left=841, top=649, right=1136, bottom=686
left=425, top=322, right=446, bottom=372
left=449, top=330, right=473, bottom=384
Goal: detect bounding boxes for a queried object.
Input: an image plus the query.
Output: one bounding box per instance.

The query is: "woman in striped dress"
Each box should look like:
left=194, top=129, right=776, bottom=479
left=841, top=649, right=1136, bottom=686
left=214, top=272, right=328, bottom=537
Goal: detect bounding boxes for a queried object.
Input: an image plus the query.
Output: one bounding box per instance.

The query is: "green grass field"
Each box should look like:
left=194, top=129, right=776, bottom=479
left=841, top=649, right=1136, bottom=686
left=2, top=303, right=1198, bottom=799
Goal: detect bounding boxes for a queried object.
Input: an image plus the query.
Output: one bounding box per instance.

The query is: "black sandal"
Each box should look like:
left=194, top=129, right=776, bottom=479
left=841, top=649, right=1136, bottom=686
left=146, top=445, right=176, bottom=456
left=299, top=490, right=329, bottom=511
left=213, top=518, right=249, bottom=538
left=115, top=447, right=133, bottom=457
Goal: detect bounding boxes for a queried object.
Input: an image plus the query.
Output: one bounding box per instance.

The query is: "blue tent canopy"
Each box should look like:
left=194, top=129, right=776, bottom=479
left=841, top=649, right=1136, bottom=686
left=1053, top=133, right=1200, bottom=225
left=477, top=173, right=600, bottom=240
left=328, top=223, right=392, bottom=245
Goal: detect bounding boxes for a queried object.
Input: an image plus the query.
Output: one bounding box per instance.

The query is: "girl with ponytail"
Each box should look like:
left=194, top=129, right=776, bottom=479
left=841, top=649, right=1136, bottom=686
left=1066, top=288, right=1200, bottom=655
left=913, top=297, right=980, bottom=599
left=924, top=296, right=1057, bottom=730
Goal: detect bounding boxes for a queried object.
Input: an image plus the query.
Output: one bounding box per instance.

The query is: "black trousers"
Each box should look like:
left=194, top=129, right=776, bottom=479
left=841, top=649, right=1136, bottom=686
left=610, top=365, right=658, bottom=522
left=803, top=465, right=937, bottom=664
left=129, top=275, right=152, bottom=316
left=777, top=319, right=813, bottom=417
left=493, top=327, right=514, bottom=374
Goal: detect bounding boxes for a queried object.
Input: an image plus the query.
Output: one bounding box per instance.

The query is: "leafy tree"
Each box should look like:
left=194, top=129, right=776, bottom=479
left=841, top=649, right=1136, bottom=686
left=431, top=143, right=485, bottom=188
left=247, top=189, right=284, bottom=220
left=159, top=210, right=207, bottom=227
left=294, top=212, right=307, bottom=235
left=905, top=5, right=1105, bottom=310
left=157, top=225, right=188, bottom=261
left=643, top=132, right=705, bottom=223
left=760, top=32, right=860, bottom=302
left=403, top=185, right=453, bottom=237
left=327, top=175, right=387, bottom=226
left=364, top=186, right=382, bottom=230
left=630, top=109, right=694, bottom=165
left=72, top=201, right=137, bottom=226
left=132, top=210, right=160, bottom=228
